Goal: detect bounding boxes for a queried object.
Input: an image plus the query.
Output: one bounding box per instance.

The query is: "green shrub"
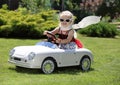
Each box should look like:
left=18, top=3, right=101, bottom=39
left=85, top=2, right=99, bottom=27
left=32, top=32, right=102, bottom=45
left=39, top=21, right=58, bottom=30
left=11, top=22, right=38, bottom=38
left=0, top=25, right=12, bottom=37
left=2, top=4, right=8, bottom=10
left=0, top=8, right=58, bottom=38
left=0, top=18, right=6, bottom=26
left=40, top=10, right=58, bottom=20
left=78, top=22, right=118, bottom=38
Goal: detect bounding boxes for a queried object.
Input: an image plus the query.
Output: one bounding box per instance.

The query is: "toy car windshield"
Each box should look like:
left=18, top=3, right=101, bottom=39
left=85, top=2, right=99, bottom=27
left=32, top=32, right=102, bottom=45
left=36, top=41, right=58, bottom=49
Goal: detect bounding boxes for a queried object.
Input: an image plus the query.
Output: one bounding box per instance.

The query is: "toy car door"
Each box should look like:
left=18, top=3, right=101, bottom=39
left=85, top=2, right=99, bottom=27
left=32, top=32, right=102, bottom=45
left=59, top=49, right=79, bottom=67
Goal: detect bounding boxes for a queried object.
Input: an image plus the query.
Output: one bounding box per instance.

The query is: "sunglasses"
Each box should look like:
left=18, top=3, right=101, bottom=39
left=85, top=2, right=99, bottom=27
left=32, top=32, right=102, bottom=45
left=60, top=19, right=71, bottom=22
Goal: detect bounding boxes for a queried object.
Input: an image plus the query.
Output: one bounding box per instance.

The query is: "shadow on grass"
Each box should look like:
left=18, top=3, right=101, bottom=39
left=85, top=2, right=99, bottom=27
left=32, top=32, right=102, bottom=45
left=8, top=66, right=94, bottom=75
left=9, top=66, right=42, bottom=74
left=55, top=66, right=94, bottom=75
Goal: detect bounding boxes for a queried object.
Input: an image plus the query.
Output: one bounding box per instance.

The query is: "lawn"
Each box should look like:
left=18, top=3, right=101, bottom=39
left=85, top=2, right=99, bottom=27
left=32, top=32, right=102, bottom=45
left=0, top=35, right=120, bottom=85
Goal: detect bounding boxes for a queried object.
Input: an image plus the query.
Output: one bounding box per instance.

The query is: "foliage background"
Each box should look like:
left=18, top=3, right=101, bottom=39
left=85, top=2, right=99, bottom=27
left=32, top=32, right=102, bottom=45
left=78, top=22, right=118, bottom=38
left=0, top=6, right=58, bottom=38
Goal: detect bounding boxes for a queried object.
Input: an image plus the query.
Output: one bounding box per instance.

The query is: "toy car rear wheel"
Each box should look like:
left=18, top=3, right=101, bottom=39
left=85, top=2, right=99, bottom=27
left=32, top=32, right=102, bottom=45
left=80, top=56, right=91, bottom=71
left=41, top=59, right=55, bottom=74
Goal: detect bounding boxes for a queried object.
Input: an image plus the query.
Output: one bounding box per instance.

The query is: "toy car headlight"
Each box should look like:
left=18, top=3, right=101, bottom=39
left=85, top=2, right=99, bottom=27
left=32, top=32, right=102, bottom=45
left=9, top=49, right=15, bottom=57
left=28, top=52, right=35, bottom=60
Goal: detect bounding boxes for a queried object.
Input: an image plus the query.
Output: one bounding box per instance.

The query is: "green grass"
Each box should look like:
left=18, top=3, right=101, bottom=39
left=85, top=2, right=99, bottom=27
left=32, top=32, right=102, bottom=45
left=0, top=36, right=120, bottom=85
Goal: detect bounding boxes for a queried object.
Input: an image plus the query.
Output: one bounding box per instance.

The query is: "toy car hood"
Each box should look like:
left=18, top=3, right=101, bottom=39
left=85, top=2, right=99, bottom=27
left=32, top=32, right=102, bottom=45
left=12, top=45, right=60, bottom=58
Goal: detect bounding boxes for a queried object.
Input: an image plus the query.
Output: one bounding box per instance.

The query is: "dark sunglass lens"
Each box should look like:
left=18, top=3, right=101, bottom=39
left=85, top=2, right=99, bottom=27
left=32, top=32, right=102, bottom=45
left=60, top=19, right=64, bottom=22
left=66, top=19, right=70, bottom=22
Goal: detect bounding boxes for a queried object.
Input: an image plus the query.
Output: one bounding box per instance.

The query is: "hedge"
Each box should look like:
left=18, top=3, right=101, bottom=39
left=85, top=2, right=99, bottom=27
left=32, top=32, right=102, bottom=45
left=78, top=22, right=118, bottom=38
left=0, top=7, right=58, bottom=38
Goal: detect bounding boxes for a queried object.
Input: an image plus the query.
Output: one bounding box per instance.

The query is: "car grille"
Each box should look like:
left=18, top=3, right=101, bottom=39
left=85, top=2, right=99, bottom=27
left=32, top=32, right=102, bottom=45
left=14, top=57, right=21, bottom=61
left=11, top=57, right=27, bottom=62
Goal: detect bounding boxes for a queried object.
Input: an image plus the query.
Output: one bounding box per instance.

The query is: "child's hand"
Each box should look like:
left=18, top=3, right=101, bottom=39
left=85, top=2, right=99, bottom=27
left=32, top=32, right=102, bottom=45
left=43, top=31, right=53, bottom=38
left=56, top=38, right=61, bottom=43
left=43, top=31, right=48, bottom=35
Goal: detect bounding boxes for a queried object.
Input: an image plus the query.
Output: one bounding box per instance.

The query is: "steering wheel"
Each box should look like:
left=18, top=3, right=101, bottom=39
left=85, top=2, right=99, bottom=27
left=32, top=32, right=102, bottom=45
left=46, top=32, right=57, bottom=42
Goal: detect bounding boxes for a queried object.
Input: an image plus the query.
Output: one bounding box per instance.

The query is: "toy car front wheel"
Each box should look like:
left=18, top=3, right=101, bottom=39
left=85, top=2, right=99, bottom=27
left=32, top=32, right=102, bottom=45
left=80, top=56, right=91, bottom=71
left=41, top=59, right=55, bottom=74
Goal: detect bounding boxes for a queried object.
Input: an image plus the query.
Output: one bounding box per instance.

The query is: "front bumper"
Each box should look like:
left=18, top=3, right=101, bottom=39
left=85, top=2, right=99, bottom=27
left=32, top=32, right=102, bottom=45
left=8, top=57, right=40, bottom=69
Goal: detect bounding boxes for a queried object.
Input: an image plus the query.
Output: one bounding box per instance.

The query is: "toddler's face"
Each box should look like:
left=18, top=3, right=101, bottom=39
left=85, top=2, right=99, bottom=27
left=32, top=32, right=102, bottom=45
left=60, top=15, right=72, bottom=28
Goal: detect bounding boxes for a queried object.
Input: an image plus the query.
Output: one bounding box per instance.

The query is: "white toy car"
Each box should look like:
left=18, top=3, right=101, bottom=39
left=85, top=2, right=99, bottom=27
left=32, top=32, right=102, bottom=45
left=8, top=33, right=93, bottom=74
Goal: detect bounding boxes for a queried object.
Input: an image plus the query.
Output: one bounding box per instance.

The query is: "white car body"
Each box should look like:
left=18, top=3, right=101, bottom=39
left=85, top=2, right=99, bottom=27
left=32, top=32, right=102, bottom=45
left=8, top=42, right=93, bottom=73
